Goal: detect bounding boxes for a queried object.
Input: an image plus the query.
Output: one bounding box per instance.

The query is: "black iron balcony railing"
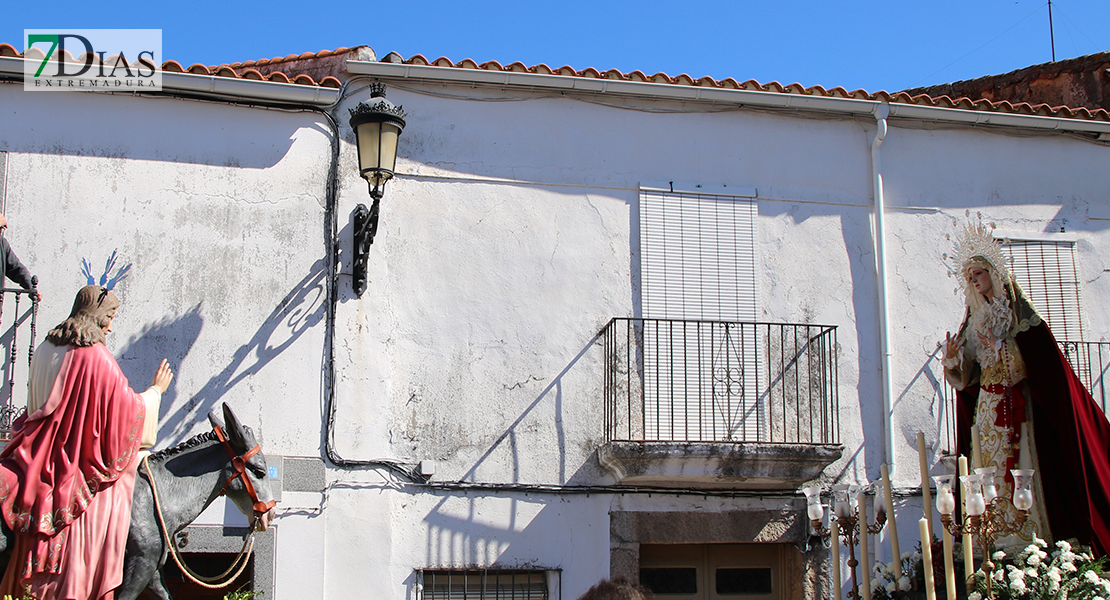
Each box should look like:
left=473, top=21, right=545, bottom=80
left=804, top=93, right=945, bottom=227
left=1060, top=340, right=1110, bottom=413
left=602, top=318, right=839, bottom=445
left=0, top=282, right=38, bottom=439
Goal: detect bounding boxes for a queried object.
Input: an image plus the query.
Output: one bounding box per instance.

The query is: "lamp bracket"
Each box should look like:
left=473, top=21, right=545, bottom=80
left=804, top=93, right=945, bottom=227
left=351, top=200, right=380, bottom=297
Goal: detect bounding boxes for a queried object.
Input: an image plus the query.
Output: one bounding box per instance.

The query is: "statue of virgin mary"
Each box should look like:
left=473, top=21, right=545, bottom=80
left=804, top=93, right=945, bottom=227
left=944, top=224, right=1110, bottom=555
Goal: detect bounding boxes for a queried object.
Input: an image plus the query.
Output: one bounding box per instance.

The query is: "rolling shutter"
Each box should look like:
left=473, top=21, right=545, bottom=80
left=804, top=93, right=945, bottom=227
left=1001, top=237, right=1083, bottom=341
left=640, top=190, right=759, bottom=321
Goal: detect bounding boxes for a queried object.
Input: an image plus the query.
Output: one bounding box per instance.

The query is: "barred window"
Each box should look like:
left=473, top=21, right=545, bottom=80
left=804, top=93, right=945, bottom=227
left=637, top=186, right=763, bottom=441
left=419, top=569, right=557, bottom=600
left=996, top=231, right=1083, bottom=341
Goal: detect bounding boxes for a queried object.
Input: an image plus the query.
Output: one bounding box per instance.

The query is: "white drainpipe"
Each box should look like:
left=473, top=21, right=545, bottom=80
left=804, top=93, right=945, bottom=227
left=872, top=103, right=894, bottom=475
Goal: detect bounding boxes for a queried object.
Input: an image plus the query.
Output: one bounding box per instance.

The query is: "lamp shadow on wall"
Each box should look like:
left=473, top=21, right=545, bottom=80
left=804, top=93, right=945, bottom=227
left=116, top=258, right=327, bottom=440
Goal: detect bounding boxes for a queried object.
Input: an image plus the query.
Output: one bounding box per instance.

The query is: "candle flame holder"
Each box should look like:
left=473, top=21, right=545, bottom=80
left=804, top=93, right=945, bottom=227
left=939, top=469, right=1037, bottom=599
left=808, top=485, right=887, bottom=600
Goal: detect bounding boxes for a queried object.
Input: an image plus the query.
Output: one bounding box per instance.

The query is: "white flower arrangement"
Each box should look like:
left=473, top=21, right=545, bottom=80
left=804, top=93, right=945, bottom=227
left=866, top=547, right=926, bottom=600
left=968, top=536, right=1110, bottom=600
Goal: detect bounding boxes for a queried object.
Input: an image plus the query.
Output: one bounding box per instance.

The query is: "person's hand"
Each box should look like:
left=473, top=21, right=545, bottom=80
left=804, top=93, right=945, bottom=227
left=34, top=290, right=41, bottom=303
left=944, top=331, right=964, bottom=360
left=151, top=359, right=174, bottom=394
left=977, top=330, right=995, bottom=350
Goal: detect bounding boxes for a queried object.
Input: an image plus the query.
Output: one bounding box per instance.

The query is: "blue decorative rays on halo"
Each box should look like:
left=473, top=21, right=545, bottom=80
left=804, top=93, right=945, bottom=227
left=80, top=250, right=131, bottom=291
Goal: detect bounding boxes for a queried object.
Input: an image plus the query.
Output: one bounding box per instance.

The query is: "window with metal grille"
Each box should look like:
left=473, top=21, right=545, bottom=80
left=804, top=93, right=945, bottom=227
left=996, top=231, right=1083, bottom=341
left=637, top=187, right=762, bottom=441
left=419, top=569, right=555, bottom=600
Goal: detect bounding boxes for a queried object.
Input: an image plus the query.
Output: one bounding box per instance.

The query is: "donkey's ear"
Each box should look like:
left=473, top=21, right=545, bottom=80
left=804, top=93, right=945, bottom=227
left=222, top=403, right=251, bottom=450
left=208, top=408, right=226, bottom=431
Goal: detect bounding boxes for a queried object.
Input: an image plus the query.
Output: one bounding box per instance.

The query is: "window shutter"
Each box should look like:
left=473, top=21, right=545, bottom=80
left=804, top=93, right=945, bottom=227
left=638, top=190, right=763, bottom=441
left=1002, top=238, right=1083, bottom=341
left=640, top=191, right=759, bottom=321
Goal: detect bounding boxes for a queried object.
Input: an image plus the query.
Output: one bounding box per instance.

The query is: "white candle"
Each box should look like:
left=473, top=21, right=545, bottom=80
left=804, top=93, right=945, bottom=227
left=943, top=529, right=957, bottom=600
left=958, top=456, right=974, bottom=578
left=971, top=424, right=983, bottom=470
left=1019, top=423, right=1032, bottom=469
left=917, top=432, right=934, bottom=539
left=832, top=519, right=841, bottom=600
left=920, top=518, right=937, bottom=600
left=859, top=492, right=873, bottom=600
left=881, top=464, right=902, bottom=580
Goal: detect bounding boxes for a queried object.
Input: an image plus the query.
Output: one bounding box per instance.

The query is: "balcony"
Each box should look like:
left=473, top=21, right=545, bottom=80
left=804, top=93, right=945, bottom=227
left=0, top=285, right=38, bottom=439
left=598, top=318, right=843, bottom=490
left=1060, top=340, right=1110, bottom=412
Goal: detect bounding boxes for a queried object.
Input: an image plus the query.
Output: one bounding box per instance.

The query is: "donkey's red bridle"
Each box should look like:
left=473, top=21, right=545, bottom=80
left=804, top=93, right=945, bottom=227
left=213, top=425, right=276, bottom=515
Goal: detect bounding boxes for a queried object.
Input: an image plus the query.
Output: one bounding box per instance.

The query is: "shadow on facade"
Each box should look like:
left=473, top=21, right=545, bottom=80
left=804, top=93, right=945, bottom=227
left=414, top=491, right=609, bottom=592
left=115, top=258, right=327, bottom=439
left=455, top=332, right=609, bottom=487
left=7, top=91, right=308, bottom=171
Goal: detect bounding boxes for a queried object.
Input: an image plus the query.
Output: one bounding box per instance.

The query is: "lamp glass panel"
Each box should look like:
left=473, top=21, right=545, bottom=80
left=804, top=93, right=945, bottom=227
left=380, top=123, right=401, bottom=172
left=356, top=122, right=384, bottom=172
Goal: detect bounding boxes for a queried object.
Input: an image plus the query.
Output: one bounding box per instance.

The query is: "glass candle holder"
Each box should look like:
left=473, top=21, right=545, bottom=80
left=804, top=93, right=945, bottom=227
left=933, top=475, right=956, bottom=515
left=872, top=481, right=886, bottom=517
left=1011, top=469, right=1035, bottom=511
left=961, top=473, right=986, bottom=516
left=832, top=484, right=859, bottom=519
left=975, top=467, right=998, bottom=502
left=803, top=486, right=825, bottom=521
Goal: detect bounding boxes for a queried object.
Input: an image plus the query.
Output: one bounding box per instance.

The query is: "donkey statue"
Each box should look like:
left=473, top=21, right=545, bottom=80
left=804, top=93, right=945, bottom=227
left=0, top=402, right=276, bottom=600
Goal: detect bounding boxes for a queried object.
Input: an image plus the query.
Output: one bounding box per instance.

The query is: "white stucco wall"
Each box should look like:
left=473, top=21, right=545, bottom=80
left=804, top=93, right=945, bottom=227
left=2, top=70, right=1109, bottom=600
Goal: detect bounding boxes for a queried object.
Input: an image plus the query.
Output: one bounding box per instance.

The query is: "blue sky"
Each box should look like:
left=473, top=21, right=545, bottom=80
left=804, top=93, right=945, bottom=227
left=3, top=0, right=1108, bottom=93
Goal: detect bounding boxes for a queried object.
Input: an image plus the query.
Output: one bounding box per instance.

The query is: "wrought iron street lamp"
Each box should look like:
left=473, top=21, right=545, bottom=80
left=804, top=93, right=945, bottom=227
left=349, top=82, right=406, bottom=296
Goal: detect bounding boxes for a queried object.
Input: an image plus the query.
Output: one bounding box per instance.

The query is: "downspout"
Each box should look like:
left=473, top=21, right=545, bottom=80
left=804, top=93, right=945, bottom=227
left=871, top=103, right=894, bottom=475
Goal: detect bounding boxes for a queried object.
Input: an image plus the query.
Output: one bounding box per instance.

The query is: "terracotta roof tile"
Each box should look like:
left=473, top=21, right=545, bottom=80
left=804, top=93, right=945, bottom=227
left=1, top=41, right=1107, bottom=121
left=392, top=53, right=1110, bottom=123
left=3, top=43, right=361, bottom=90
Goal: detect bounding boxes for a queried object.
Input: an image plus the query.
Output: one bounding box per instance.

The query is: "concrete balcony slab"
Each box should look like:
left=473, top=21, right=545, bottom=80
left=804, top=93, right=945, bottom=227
left=598, top=441, right=843, bottom=490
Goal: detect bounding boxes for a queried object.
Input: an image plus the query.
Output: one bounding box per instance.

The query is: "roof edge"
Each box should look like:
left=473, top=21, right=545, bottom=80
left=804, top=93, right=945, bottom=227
left=346, top=60, right=1110, bottom=135
left=0, top=55, right=339, bottom=105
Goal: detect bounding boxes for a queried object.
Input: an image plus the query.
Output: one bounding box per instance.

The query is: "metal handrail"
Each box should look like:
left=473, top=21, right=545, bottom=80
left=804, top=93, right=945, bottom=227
left=0, top=278, right=38, bottom=439
left=602, top=317, right=839, bottom=445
